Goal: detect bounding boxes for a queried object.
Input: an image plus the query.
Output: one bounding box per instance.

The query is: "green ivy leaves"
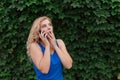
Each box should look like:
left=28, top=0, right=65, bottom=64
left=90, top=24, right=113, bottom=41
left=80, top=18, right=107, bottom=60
left=0, top=0, right=120, bottom=80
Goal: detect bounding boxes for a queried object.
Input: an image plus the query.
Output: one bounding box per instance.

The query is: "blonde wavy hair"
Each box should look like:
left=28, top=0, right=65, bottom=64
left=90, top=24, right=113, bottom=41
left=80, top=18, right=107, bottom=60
left=26, top=16, right=52, bottom=59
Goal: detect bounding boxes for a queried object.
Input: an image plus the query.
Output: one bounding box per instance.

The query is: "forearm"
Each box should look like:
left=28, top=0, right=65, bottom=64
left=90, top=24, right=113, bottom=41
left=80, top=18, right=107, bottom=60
left=54, top=45, right=72, bottom=69
left=39, top=45, right=50, bottom=73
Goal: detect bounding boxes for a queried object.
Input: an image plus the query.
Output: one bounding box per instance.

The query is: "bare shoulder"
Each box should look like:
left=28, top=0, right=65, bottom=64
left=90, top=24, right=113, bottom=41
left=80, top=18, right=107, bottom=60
left=29, top=42, right=43, bottom=60
left=57, top=39, right=65, bottom=48
left=57, top=39, right=64, bottom=44
left=30, top=42, right=41, bottom=53
left=30, top=42, right=39, bottom=48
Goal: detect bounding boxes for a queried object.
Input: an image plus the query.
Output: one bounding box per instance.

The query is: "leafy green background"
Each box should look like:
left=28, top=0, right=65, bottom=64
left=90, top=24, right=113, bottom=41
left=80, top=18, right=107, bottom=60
left=0, top=0, right=120, bottom=80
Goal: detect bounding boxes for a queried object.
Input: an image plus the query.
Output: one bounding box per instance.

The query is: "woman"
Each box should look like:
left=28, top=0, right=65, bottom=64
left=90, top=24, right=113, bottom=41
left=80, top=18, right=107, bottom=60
left=26, top=16, right=73, bottom=80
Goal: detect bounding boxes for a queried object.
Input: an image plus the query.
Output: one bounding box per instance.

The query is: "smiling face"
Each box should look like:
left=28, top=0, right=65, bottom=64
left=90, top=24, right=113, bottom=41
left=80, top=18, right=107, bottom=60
left=40, top=19, right=53, bottom=34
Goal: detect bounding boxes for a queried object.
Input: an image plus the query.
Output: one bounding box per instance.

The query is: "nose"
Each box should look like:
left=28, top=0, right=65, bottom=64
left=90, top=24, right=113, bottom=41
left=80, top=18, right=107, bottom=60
left=48, top=27, right=50, bottom=30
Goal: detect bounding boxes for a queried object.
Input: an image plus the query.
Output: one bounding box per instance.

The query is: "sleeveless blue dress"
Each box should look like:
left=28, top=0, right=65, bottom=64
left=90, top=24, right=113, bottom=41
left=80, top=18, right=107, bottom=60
left=33, top=42, right=64, bottom=80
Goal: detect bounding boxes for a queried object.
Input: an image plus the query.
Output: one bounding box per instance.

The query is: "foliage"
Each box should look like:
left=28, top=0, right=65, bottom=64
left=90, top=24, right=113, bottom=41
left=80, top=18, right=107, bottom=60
left=0, top=0, right=120, bottom=80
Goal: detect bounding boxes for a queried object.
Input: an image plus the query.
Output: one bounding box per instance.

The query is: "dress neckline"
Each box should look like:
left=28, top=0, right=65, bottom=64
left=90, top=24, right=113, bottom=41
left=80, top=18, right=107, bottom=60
left=39, top=42, right=55, bottom=56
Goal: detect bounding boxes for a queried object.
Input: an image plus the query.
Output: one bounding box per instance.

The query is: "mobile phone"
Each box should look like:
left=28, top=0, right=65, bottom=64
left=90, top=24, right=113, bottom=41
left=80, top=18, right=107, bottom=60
left=39, top=30, right=41, bottom=34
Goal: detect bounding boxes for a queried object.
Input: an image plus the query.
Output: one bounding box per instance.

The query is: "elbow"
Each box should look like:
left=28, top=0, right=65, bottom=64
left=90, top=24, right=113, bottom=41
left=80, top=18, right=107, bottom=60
left=41, top=69, right=49, bottom=74
left=66, top=64, right=72, bottom=69
left=38, top=64, right=50, bottom=74
left=66, top=61, right=73, bottom=69
left=68, top=59, right=73, bottom=69
left=38, top=67, right=49, bottom=74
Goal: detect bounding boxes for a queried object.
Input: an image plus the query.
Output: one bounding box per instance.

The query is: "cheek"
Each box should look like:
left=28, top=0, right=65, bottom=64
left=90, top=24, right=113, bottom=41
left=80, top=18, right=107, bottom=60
left=50, top=27, right=53, bottom=31
left=51, top=29, right=53, bottom=32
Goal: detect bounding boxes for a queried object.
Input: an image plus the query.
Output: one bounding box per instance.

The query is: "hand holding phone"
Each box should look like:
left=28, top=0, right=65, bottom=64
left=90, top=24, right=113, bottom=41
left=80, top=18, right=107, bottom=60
left=39, top=30, right=48, bottom=37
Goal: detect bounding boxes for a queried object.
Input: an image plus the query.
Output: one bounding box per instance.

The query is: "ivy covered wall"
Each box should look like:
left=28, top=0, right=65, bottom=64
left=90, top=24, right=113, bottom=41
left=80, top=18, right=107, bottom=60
left=0, top=0, right=120, bottom=80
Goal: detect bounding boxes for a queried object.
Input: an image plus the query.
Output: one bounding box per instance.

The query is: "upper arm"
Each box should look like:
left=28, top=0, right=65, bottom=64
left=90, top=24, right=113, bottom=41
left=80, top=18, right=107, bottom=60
left=57, top=39, right=69, bottom=55
left=57, top=39, right=73, bottom=62
left=29, top=43, right=43, bottom=69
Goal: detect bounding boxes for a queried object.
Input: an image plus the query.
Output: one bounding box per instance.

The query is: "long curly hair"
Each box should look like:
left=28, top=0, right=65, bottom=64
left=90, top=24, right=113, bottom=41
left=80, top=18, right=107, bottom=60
left=26, top=16, right=52, bottom=60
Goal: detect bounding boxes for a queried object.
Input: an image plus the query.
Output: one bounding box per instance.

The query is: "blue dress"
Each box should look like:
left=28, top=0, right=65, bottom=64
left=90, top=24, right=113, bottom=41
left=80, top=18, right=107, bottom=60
left=33, top=42, right=64, bottom=80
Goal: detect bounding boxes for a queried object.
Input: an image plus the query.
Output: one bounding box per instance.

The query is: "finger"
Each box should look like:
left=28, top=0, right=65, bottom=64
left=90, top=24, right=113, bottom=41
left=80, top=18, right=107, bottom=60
left=48, top=32, right=52, bottom=38
left=44, top=33, right=48, bottom=38
left=51, top=32, right=54, bottom=36
left=40, top=33, right=44, bottom=38
left=40, top=35, right=43, bottom=39
left=48, top=31, right=54, bottom=36
left=50, top=32, right=55, bottom=39
left=42, top=31, right=46, bottom=34
left=47, top=33, right=52, bottom=39
left=40, top=31, right=44, bottom=37
left=40, top=32, right=45, bottom=39
left=41, top=31, right=46, bottom=38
